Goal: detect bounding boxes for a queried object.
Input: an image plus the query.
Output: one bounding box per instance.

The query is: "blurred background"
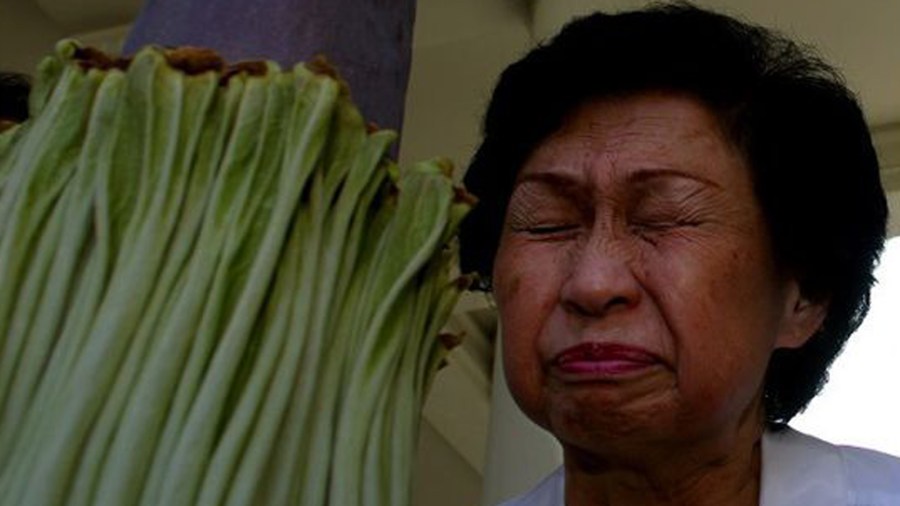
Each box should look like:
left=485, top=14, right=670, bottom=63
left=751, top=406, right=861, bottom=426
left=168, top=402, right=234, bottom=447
left=2, top=0, right=898, bottom=504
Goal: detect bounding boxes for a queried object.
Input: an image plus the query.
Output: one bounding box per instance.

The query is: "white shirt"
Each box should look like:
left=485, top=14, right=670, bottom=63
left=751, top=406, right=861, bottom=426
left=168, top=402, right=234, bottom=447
left=497, top=427, right=900, bottom=506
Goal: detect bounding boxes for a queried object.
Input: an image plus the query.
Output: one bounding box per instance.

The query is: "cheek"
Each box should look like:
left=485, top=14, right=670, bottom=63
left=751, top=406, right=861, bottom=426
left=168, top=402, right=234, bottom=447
left=493, top=240, right=567, bottom=340
left=643, top=241, right=779, bottom=416
left=494, top=241, right=565, bottom=425
left=498, top=299, right=552, bottom=427
left=645, top=238, right=775, bottom=346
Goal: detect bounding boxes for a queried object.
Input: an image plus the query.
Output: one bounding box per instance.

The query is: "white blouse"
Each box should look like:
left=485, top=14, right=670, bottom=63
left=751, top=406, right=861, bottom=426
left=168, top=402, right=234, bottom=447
left=497, top=427, right=900, bottom=506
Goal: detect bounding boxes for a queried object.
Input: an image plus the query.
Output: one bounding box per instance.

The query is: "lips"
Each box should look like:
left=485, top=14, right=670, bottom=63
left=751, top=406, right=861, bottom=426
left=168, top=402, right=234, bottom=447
left=552, top=342, right=661, bottom=380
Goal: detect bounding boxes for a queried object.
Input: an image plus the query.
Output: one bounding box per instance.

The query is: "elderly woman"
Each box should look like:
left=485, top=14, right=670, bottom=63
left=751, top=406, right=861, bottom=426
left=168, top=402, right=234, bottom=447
left=461, top=4, right=900, bottom=505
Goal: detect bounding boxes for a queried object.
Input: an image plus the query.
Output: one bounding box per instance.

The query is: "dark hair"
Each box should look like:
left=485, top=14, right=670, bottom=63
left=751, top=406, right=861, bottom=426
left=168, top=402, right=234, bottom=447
left=460, top=3, right=888, bottom=424
left=0, top=72, right=31, bottom=123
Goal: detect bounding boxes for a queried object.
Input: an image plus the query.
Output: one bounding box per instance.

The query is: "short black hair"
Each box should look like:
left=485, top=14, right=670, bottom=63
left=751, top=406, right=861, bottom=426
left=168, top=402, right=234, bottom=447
left=460, top=3, right=888, bottom=424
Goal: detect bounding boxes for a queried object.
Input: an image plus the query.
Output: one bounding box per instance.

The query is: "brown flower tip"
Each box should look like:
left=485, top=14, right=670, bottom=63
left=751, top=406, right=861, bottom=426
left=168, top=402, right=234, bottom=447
left=306, top=54, right=350, bottom=96
left=453, top=186, right=478, bottom=207
left=455, top=273, right=477, bottom=291
left=438, top=332, right=463, bottom=351
left=306, top=54, right=339, bottom=79
left=163, top=46, right=225, bottom=75
left=433, top=157, right=454, bottom=179
left=219, top=61, right=269, bottom=84
left=69, top=43, right=278, bottom=85
left=73, top=46, right=130, bottom=71
left=0, top=119, right=19, bottom=133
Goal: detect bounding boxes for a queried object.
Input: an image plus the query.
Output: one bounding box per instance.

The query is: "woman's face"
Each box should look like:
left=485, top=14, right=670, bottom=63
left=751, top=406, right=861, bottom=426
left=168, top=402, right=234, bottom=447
left=493, top=92, right=818, bottom=456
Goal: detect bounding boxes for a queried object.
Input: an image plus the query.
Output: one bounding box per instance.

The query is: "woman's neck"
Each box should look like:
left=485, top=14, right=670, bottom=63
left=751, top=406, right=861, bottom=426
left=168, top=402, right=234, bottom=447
left=562, top=424, right=764, bottom=506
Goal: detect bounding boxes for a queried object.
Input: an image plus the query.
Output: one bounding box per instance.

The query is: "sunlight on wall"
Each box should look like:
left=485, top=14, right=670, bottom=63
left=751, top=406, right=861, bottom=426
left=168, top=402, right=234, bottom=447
left=792, top=236, right=900, bottom=457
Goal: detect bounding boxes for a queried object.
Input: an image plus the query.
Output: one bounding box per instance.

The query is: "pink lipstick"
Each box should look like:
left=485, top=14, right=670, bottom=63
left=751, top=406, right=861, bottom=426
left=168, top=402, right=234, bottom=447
left=552, top=342, right=660, bottom=379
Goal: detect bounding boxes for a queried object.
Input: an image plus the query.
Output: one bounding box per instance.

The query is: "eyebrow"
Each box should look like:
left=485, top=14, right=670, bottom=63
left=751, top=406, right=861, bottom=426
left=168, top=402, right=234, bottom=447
left=626, top=168, right=723, bottom=190
left=514, top=171, right=581, bottom=190
left=516, top=167, right=723, bottom=191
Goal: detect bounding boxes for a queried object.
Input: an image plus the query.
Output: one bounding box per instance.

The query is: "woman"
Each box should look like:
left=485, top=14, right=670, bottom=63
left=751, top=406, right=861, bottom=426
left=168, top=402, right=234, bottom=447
left=460, top=5, right=900, bottom=505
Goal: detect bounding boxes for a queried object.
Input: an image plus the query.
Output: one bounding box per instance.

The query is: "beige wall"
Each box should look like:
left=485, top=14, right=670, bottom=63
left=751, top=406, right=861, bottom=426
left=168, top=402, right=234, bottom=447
left=400, top=0, right=532, bottom=176
left=0, top=0, right=66, bottom=73
left=401, top=2, right=532, bottom=503
left=412, top=422, right=483, bottom=506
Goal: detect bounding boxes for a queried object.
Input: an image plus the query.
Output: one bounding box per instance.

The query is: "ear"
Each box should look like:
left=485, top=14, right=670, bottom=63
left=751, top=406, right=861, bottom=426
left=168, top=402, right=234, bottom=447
left=775, top=282, right=828, bottom=349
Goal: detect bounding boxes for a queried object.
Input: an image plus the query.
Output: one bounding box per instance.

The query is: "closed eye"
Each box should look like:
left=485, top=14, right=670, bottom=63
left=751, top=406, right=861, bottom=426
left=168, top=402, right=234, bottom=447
left=631, top=220, right=701, bottom=230
left=629, top=219, right=702, bottom=238
left=631, top=221, right=676, bottom=232
left=528, top=224, right=578, bottom=235
left=511, top=223, right=580, bottom=239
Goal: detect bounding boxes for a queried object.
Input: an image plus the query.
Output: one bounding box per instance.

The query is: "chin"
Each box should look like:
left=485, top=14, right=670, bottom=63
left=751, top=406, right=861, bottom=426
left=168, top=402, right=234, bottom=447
left=545, top=390, right=701, bottom=455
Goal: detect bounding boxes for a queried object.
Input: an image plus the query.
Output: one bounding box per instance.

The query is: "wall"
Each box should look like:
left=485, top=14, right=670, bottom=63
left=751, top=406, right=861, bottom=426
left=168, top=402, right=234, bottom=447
left=400, top=2, right=532, bottom=503
left=400, top=0, right=532, bottom=175
left=0, top=0, right=66, bottom=73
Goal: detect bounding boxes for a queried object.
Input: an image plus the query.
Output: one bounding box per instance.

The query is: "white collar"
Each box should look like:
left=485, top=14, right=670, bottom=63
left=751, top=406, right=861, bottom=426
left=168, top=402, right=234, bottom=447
left=504, top=427, right=876, bottom=506
left=760, top=427, right=847, bottom=505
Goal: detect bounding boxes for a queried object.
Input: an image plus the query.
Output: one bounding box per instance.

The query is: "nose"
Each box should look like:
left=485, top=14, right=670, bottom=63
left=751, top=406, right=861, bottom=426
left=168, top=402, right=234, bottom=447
left=559, top=231, right=642, bottom=318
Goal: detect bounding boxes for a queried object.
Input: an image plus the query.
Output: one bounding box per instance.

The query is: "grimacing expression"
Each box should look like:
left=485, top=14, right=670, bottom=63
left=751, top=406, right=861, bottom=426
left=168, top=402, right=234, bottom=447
left=492, top=92, right=825, bottom=454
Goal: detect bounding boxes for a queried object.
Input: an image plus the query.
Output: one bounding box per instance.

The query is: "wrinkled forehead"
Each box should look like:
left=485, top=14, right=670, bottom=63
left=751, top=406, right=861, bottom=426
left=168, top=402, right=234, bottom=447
left=517, top=91, right=749, bottom=191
